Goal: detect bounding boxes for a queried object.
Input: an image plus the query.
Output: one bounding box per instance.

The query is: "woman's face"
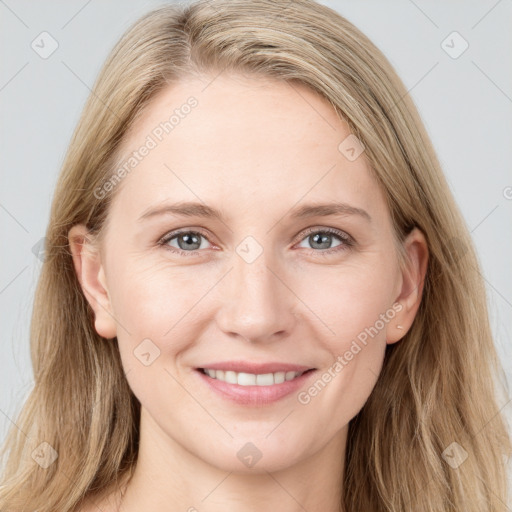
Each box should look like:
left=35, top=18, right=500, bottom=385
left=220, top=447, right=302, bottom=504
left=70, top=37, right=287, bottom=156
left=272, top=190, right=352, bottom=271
left=73, top=73, right=427, bottom=473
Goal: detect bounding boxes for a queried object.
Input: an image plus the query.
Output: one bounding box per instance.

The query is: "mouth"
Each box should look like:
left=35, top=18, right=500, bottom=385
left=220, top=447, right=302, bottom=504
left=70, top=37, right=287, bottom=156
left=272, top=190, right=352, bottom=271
left=197, top=367, right=316, bottom=386
left=194, top=365, right=318, bottom=406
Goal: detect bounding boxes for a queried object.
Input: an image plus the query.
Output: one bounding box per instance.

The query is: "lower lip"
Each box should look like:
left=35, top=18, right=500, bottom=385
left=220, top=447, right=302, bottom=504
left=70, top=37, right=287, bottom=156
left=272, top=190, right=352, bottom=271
left=195, top=369, right=317, bottom=406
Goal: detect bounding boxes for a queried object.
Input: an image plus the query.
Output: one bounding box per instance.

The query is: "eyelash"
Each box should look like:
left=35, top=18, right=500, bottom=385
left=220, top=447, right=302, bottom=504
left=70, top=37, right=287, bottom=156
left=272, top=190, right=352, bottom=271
left=157, top=227, right=354, bottom=258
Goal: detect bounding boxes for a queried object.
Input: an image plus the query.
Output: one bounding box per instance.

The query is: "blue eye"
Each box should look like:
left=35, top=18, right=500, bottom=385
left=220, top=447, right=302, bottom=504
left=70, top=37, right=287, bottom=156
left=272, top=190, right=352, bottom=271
left=158, top=227, right=354, bottom=257
left=159, top=230, right=211, bottom=256
left=297, top=227, right=354, bottom=254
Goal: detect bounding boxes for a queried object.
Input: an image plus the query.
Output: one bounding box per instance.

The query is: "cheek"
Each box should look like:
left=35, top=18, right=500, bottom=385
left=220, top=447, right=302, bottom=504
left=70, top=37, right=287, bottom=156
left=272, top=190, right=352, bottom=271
left=294, top=258, right=397, bottom=350
left=108, top=264, right=201, bottom=410
left=107, top=258, right=219, bottom=372
left=109, top=248, right=398, bottom=358
left=109, top=257, right=205, bottom=330
left=291, top=260, right=396, bottom=415
left=102, top=249, right=397, bottom=464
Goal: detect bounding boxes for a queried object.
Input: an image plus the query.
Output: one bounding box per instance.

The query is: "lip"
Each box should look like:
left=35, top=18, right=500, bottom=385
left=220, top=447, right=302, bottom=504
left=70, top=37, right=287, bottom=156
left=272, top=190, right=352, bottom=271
left=196, top=361, right=313, bottom=374
left=194, top=362, right=317, bottom=406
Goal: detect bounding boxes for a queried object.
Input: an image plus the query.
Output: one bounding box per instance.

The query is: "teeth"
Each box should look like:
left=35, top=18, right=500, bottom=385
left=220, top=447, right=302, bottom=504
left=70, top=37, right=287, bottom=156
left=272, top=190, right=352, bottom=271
left=202, top=369, right=305, bottom=386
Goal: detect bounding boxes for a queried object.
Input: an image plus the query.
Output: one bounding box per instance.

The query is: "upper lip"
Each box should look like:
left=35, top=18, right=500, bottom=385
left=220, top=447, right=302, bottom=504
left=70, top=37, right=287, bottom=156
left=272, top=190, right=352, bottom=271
left=197, top=361, right=315, bottom=374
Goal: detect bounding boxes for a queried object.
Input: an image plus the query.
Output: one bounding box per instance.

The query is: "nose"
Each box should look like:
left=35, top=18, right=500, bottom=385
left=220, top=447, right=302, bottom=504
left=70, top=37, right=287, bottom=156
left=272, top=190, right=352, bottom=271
left=215, top=247, right=297, bottom=344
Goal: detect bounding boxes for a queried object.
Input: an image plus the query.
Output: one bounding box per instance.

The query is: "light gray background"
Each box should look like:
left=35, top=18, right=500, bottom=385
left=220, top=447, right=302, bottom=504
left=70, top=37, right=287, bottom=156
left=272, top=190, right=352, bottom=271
left=1, top=0, right=511, bottom=480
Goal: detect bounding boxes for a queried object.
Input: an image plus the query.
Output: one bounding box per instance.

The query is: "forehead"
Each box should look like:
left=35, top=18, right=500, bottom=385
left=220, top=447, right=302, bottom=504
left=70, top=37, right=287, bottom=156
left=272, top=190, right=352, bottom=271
left=109, top=73, right=387, bottom=225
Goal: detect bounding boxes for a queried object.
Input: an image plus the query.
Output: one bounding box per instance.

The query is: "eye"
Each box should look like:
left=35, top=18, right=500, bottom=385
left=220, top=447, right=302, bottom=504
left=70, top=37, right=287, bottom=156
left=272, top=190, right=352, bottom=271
left=158, top=227, right=354, bottom=257
left=295, top=227, right=354, bottom=255
left=158, top=229, right=212, bottom=257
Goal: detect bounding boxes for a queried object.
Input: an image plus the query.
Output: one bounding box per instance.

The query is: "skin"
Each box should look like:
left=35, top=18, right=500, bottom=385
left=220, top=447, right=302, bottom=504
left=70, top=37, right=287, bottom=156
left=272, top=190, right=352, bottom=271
left=69, top=73, right=428, bottom=512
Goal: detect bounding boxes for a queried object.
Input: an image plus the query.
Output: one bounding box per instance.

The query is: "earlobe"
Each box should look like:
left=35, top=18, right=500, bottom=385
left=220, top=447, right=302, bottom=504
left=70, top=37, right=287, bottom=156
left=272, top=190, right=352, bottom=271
left=387, top=228, right=429, bottom=345
left=68, top=224, right=117, bottom=339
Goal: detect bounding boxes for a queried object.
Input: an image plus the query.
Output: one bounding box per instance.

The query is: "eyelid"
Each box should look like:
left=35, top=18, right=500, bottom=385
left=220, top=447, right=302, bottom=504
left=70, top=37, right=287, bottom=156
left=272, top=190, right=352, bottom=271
left=157, top=227, right=212, bottom=246
left=158, top=225, right=355, bottom=256
left=295, top=226, right=354, bottom=245
left=157, top=228, right=216, bottom=257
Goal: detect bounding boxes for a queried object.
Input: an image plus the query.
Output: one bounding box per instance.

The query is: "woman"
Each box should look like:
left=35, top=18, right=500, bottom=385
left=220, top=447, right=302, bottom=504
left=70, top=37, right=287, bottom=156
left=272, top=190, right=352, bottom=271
left=1, top=0, right=510, bottom=510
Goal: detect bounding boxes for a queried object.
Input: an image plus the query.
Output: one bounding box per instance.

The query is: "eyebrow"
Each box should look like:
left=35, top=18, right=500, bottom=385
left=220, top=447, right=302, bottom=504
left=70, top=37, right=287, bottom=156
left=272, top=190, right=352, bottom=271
left=137, top=200, right=372, bottom=223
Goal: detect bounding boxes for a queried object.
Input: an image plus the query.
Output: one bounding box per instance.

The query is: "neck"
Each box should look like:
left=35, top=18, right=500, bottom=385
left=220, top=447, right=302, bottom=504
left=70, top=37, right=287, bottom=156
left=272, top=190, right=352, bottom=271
left=116, top=407, right=347, bottom=512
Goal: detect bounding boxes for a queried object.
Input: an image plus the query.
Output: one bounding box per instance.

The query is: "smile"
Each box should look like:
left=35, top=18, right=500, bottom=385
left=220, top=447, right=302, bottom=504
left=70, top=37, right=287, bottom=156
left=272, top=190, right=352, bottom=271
left=199, top=368, right=308, bottom=386
left=195, top=367, right=317, bottom=406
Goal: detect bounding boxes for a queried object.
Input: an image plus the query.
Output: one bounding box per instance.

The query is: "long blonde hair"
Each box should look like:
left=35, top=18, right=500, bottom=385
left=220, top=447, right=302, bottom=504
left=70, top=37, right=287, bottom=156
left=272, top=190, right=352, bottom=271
left=1, top=1, right=510, bottom=510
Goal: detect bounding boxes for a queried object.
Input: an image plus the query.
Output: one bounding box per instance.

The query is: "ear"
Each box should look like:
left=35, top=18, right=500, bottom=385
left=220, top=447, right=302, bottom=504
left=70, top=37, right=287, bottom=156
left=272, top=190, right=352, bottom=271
left=387, top=227, right=429, bottom=345
left=68, top=224, right=117, bottom=339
